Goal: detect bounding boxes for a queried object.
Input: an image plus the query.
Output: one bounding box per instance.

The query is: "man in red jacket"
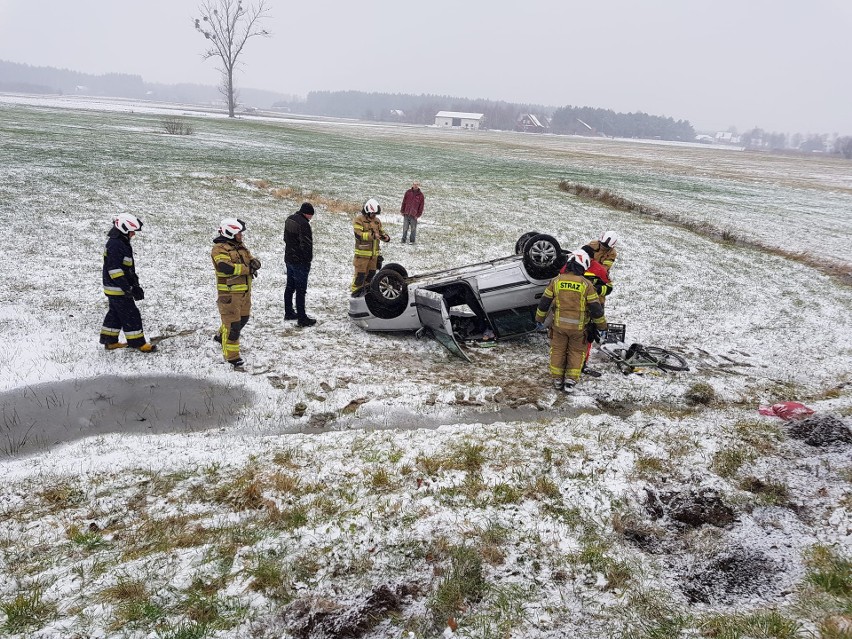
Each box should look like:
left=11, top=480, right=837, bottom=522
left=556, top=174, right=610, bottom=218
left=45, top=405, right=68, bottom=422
left=400, top=181, right=425, bottom=244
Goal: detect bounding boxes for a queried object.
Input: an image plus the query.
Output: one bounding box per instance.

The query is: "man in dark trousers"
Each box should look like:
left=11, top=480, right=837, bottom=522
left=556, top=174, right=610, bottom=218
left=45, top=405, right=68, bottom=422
left=400, top=181, right=424, bottom=244
left=283, top=202, right=316, bottom=327
left=99, top=213, right=157, bottom=352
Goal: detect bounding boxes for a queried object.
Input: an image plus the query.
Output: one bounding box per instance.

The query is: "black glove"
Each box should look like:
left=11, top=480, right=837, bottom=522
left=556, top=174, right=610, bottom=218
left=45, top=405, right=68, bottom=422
left=376, top=255, right=384, bottom=270
left=249, top=258, right=262, bottom=272
left=132, top=286, right=145, bottom=301
left=584, top=323, right=599, bottom=343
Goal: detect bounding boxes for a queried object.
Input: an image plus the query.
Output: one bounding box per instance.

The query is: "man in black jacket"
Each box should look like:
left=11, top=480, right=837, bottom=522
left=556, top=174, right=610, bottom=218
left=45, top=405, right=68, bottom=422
left=283, top=202, right=316, bottom=326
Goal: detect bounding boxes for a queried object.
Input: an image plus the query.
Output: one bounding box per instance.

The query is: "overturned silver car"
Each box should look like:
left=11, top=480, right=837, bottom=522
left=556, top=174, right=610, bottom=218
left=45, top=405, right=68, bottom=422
left=348, top=232, right=566, bottom=360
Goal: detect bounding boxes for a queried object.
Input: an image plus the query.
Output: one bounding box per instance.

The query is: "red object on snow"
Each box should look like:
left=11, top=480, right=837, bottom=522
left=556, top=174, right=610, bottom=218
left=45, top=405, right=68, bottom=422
left=758, top=401, right=815, bottom=420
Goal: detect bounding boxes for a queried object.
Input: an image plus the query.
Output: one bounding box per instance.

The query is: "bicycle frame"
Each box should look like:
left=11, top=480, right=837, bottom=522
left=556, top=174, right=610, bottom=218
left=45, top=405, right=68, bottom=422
left=596, top=341, right=688, bottom=374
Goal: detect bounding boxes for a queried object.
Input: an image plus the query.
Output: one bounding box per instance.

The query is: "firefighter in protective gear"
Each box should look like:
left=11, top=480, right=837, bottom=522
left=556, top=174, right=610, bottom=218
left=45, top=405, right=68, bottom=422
left=211, top=218, right=260, bottom=368
left=581, top=258, right=613, bottom=377
left=351, top=198, right=390, bottom=296
left=100, top=213, right=157, bottom=352
left=581, top=230, right=619, bottom=275
left=535, top=251, right=607, bottom=393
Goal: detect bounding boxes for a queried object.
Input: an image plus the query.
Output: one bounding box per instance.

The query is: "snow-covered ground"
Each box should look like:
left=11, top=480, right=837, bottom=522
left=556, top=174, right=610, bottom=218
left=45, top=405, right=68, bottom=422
left=0, top=94, right=850, bottom=638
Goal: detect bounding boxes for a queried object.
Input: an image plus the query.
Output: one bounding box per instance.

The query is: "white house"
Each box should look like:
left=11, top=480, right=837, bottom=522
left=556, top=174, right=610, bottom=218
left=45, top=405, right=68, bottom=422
left=434, top=111, right=485, bottom=129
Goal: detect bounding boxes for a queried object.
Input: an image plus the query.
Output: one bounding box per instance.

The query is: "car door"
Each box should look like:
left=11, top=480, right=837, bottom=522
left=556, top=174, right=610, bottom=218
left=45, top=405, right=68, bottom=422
left=414, top=288, right=471, bottom=362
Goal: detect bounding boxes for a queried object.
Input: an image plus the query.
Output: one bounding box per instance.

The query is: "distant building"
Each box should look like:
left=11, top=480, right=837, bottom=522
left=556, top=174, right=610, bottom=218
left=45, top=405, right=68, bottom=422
left=434, top=111, right=484, bottom=129
left=715, top=131, right=741, bottom=144
left=515, top=113, right=548, bottom=133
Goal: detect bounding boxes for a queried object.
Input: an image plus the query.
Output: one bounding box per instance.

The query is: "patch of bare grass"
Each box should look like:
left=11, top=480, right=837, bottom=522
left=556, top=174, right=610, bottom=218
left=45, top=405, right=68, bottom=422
left=39, top=482, right=84, bottom=510
left=738, top=476, right=791, bottom=506
left=711, top=446, right=757, bottom=479
left=264, top=184, right=361, bottom=214
left=1, top=585, right=56, bottom=635
left=632, top=455, right=672, bottom=480
left=213, top=467, right=270, bottom=511
left=428, top=544, right=486, bottom=630
left=699, top=609, right=802, bottom=638
left=733, top=419, right=785, bottom=455
left=121, top=513, right=206, bottom=561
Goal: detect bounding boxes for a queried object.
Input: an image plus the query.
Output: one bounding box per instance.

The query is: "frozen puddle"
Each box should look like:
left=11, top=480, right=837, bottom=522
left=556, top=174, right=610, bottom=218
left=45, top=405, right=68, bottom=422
left=0, top=375, right=253, bottom=457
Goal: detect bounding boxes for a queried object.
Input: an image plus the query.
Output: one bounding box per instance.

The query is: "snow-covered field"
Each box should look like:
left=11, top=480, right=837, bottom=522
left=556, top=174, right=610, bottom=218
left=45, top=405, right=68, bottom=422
left=0, top=94, right=850, bottom=639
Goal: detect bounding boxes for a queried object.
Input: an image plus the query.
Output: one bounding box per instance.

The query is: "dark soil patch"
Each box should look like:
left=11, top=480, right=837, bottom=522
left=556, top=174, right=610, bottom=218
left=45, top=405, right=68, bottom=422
left=646, top=487, right=736, bottom=528
left=682, top=547, right=780, bottom=604
left=0, top=375, right=252, bottom=457
left=283, top=583, right=413, bottom=638
left=787, top=414, right=852, bottom=447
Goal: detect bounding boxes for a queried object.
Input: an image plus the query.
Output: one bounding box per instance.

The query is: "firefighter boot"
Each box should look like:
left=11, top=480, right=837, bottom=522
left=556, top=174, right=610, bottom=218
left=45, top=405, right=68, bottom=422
left=137, top=343, right=158, bottom=353
left=104, top=342, right=128, bottom=350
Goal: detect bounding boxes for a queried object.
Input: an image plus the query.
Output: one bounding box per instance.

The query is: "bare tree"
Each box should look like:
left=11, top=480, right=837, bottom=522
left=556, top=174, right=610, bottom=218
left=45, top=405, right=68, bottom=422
left=193, top=0, right=271, bottom=118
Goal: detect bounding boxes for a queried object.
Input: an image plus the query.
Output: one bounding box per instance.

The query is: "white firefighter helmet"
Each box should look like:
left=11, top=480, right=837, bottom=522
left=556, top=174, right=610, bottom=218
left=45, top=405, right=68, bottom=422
left=113, top=213, right=142, bottom=235
left=599, top=230, right=619, bottom=248
left=572, top=250, right=591, bottom=271
left=219, top=218, right=246, bottom=239
left=363, top=198, right=381, bottom=215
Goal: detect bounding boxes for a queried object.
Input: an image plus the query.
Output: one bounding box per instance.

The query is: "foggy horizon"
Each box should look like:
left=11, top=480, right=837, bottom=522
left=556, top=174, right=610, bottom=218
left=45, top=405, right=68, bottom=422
left=1, top=0, right=851, bottom=135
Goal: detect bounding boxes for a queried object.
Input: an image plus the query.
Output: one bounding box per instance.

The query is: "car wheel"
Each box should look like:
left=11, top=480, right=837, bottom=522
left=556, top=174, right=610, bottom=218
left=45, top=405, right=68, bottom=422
left=522, top=233, right=565, bottom=279
left=365, top=268, right=409, bottom=319
left=515, top=231, right=540, bottom=255
left=381, top=262, right=409, bottom=279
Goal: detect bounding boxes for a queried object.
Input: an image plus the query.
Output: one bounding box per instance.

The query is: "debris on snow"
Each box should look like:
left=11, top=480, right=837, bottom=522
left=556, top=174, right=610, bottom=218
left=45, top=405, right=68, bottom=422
left=787, top=414, right=852, bottom=447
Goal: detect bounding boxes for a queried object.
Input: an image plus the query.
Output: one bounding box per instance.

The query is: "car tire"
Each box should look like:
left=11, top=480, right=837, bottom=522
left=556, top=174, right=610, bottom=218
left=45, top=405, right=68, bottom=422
left=515, top=231, right=540, bottom=255
left=522, top=233, right=565, bottom=279
left=365, top=268, right=409, bottom=319
left=381, top=262, right=409, bottom=279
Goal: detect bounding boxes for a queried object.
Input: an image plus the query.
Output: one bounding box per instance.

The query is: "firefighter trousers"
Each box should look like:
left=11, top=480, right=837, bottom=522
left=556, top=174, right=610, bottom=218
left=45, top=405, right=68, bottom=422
left=549, top=327, right=587, bottom=382
left=100, top=296, right=146, bottom=348
left=351, top=255, right=378, bottom=295
left=217, top=293, right=251, bottom=362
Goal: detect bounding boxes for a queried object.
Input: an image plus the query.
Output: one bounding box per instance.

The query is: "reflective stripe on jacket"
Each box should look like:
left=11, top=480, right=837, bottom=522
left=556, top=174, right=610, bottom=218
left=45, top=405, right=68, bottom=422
left=102, top=227, right=138, bottom=296
left=582, top=240, right=618, bottom=273
left=535, top=273, right=607, bottom=330
left=211, top=237, right=255, bottom=294
left=353, top=214, right=384, bottom=258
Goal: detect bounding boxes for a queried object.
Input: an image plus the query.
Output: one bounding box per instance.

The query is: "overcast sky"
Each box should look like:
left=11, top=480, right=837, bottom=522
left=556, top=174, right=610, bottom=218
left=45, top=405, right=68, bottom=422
left=1, top=0, right=850, bottom=134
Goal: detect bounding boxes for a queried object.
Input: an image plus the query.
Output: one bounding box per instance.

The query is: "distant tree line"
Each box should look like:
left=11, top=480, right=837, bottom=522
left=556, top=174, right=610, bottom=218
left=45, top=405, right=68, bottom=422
left=0, top=60, right=147, bottom=97
left=277, top=90, right=551, bottom=132
left=0, top=60, right=293, bottom=111
left=279, top=91, right=698, bottom=141
left=738, top=127, right=852, bottom=157
left=3, top=60, right=849, bottom=153
left=550, top=105, right=695, bottom=141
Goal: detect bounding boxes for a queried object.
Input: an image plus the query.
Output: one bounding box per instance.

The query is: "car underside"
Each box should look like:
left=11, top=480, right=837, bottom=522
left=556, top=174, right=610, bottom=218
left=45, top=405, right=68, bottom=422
left=348, top=232, right=567, bottom=360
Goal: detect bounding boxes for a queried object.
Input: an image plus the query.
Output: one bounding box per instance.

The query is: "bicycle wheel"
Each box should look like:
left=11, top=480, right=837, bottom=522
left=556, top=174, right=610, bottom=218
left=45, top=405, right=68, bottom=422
left=642, top=347, right=689, bottom=371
